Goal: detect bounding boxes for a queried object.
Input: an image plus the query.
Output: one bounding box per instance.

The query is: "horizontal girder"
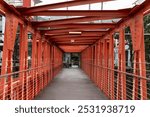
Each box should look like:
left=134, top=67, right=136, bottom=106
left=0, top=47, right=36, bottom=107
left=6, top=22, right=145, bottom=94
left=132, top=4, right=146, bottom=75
left=18, top=0, right=114, bottom=14
left=58, top=43, right=92, bottom=45
left=45, top=31, right=106, bottom=37
left=33, top=16, right=122, bottom=26
left=48, top=33, right=104, bottom=39
left=57, top=42, right=93, bottom=45
left=36, top=23, right=116, bottom=29
left=51, top=36, right=99, bottom=40
left=40, top=23, right=114, bottom=35
left=24, top=9, right=131, bottom=17
left=59, top=45, right=88, bottom=52
left=43, top=28, right=109, bottom=34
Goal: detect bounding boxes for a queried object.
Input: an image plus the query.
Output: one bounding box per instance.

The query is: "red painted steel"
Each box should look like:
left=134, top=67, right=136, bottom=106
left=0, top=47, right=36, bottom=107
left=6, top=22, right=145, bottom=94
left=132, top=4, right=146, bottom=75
left=45, top=31, right=106, bottom=37
left=33, top=16, right=125, bottom=27
left=23, top=9, right=131, bottom=16
left=23, top=0, right=31, bottom=7
left=53, top=36, right=100, bottom=41
left=59, top=45, right=88, bottom=53
left=37, top=23, right=116, bottom=29
left=0, top=0, right=149, bottom=100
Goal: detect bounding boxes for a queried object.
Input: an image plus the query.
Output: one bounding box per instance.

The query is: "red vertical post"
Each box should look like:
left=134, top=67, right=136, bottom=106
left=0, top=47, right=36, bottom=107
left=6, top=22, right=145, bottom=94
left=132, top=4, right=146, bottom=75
left=31, top=33, right=37, bottom=99
left=48, top=44, right=51, bottom=83
left=138, top=14, right=147, bottom=100
left=119, top=28, right=126, bottom=100
left=109, top=34, right=115, bottom=99
left=7, top=51, right=13, bottom=99
left=41, top=41, right=45, bottom=89
left=19, top=25, right=28, bottom=100
left=97, top=42, right=100, bottom=87
left=44, top=42, right=48, bottom=87
left=103, top=40, right=106, bottom=94
left=51, top=46, right=54, bottom=78
left=130, top=12, right=147, bottom=100
left=1, top=14, right=18, bottom=100
left=102, top=41, right=105, bottom=93
left=90, top=47, right=92, bottom=79
left=50, top=45, right=53, bottom=80
left=107, top=39, right=111, bottom=98
left=99, top=42, right=102, bottom=90
left=104, top=40, right=109, bottom=96
left=94, top=45, right=97, bottom=84
left=37, top=38, right=42, bottom=93
left=100, top=42, right=104, bottom=91
left=117, top=28, right=126, bottom=100
left=91, top=46, right=93, bottom=81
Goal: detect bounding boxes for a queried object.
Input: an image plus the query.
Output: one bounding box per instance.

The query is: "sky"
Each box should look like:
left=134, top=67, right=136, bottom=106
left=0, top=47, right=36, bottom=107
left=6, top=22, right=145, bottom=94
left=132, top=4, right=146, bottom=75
left=36, top=0, right=145, bottom=10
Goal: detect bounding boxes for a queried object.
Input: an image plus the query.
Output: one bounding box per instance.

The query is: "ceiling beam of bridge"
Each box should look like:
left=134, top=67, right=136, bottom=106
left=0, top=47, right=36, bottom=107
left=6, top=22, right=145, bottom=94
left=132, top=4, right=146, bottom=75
left=45, top=31, right=106, bottom=37
left=42, top=28, right=109, bottom=34
left=48, top=34, right=103, bottom=39
left=80, top=31, right=106, bottom=36
left=53, top=39, right=99, bottom=42
left=59, top=45, right=88, bottom=52
left=38, top=23, right=116, bottom=29
left=58, top=43, right=92, bottom=45
left=40, top=23, right=115, bottom=34
left=51, top=35, right=100, bottom=39
left=32, top=16, right=122, bottom=27
left=50, top=36, right=99, bottom=41
left=54, top=39, right=97, bottom=43
left=55, top=41, right=97, bottom=44
left=57, top=42, right=94, bottom=44
left=18, top=0, right=113, bottom=14
left=56, top=38, right=97, bottom=41
left=24, top=9, right=131, bottom=16
left=36, top=23, right=116, bottom=29
left=56, top=42, right=94, bottom=45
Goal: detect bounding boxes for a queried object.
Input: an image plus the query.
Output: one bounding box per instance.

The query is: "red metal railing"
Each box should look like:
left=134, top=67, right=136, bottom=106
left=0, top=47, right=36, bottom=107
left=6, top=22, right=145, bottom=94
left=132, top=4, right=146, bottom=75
left=81, top=59, right=150, bottom=100
left=0, top=59, right=63, bottom=100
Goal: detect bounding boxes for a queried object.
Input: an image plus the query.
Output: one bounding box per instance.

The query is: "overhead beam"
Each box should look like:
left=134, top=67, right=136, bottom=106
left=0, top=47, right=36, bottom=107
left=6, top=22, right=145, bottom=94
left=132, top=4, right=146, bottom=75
left=55, top=41, right=96, bottom=44
left=43, top=28, right=109, bottom=34
left=45, top=31, right=106, bottom=37
left=40, top=24, right=114, bottom=34
left=36, top=23, right=116, bottom=29
left=56, top=38, right=97, bottom=41
left=24, top=9, right=131, bottom=16
left=57, top=41, right=94, bottom=44
left=56, top=42, right=94, bottom=45
left=39, top=23, right=116, bottom=30
left=32, top=16, right=120, bottom=26
left=59, top=45, right=88, bottom=52
left=55, top=39, right=96, bottom=42
left=49, top=34, right=103, bottom=39
left=58, top=43, right=92, bottom=45
left=51, top=36, right=99, bottom=41
left=81, top=31, right=106, bottom=36
left=55, top=39, right=98, bottom=42
left=18, top=0, right=113, bottom=14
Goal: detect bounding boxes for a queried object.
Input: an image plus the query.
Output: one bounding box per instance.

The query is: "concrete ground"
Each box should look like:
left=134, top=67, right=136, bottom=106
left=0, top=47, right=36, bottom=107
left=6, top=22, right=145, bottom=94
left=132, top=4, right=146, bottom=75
left=35, top=68, right=108, bottom=100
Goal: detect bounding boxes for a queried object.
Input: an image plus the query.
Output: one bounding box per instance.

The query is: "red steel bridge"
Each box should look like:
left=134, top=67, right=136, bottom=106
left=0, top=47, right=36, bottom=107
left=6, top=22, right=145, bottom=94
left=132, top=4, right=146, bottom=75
left=0, top=0, right=150, bottom=100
